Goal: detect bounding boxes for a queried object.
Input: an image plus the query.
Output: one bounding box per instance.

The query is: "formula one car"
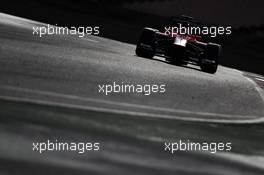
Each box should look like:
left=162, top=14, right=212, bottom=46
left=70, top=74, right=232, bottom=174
left=135, top=16, right=221, bottom=74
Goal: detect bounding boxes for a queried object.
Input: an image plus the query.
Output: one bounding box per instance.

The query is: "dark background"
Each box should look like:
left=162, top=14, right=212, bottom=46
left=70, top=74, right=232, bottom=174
left=1, top=0, right=263, bottom=75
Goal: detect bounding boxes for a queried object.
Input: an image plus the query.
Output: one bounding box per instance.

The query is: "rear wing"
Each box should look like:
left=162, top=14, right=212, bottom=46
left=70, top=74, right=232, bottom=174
left=170, top=15, right=206, bottom=28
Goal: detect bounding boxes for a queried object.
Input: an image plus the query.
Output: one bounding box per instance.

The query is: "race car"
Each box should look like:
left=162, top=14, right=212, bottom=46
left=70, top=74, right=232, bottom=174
left=135, top=16, right=221, bottom=74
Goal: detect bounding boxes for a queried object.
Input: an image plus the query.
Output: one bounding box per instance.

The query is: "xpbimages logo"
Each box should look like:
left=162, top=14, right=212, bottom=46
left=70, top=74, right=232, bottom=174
left=32, top=140, right=100, bottom=154
left=165, top=24, right=232, bottom=38
left=98, top=82, right=166, bottom=95
left=164, top=140, right=232, bottom=154
left=32, top=24, right=100, bottom=38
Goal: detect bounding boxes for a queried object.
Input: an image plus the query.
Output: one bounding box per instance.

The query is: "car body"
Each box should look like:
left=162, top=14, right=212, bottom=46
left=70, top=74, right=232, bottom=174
left=135, top=16, right=221, bottom=74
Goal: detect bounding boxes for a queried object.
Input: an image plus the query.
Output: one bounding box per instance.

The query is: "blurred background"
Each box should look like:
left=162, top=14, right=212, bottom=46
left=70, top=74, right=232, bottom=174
left=1, top=0, right=263, bottom=75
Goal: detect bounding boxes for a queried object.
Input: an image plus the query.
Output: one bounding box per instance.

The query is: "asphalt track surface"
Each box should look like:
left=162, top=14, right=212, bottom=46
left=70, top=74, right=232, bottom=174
left=0, top=13, right=264, bottom=175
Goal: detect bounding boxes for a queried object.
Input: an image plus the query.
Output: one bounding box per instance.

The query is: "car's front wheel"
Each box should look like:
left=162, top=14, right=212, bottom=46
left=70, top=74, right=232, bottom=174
left=135, top=28, right=157, bottom=59
left=200, top=43, right=221, bottom=74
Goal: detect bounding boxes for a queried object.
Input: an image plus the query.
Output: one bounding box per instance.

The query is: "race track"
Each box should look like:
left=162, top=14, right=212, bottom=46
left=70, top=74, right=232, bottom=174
left=0, top=13, right=264, bottom=175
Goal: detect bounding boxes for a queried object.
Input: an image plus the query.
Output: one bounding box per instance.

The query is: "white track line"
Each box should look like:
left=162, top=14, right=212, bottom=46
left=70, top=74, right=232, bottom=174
left=0, top=85, right=260, bottom=120
left=244, top=77, right=264, bottom=104
left=82, top=37, right=99, bottom=43
left=255, top=78, right=264, bottom=82
left=0, top=86, right=264, bottom=124
left=0, top=95, right=263, bottom=124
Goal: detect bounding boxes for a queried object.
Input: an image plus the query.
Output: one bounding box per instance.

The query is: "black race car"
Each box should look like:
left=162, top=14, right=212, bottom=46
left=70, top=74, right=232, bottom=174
left=135, top=16, right=221, bottom=74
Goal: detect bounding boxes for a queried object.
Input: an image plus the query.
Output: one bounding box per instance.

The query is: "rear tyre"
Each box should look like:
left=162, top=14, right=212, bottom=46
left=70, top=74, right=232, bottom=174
left=201, top=43, right=221, bottom=74
left=135, top=28, right=157, bottom=59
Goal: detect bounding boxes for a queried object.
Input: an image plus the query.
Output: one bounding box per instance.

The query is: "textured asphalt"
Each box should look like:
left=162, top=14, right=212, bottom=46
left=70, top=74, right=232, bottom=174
left=0, top=13, right=264, bottom=175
